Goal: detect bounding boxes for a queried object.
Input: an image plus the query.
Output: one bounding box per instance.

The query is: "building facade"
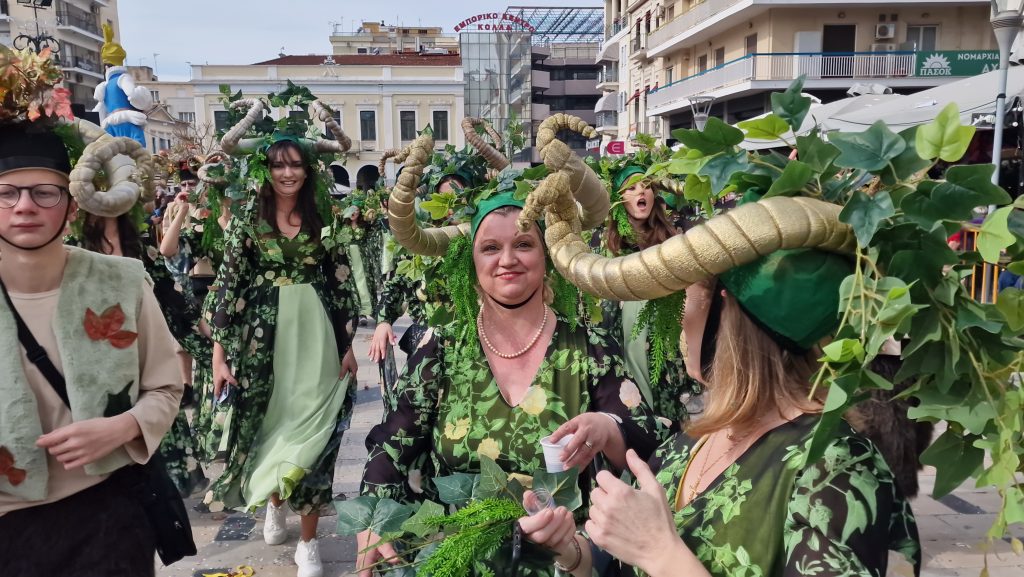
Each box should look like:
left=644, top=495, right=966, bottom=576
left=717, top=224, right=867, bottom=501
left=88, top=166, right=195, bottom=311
left=458, top=6, right=605, bottom=164
left=330, top=21, right=459, bottom=55
left=175, top=53, right=466, bottom=189
left=1, top=0, right=121, bottom=110
left=598, top=0, right=997, bottom=148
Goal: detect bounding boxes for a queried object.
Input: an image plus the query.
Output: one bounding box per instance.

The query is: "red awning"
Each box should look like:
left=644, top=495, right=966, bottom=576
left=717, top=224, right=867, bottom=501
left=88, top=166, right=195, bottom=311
left=625, top=89, right=641, bottom=104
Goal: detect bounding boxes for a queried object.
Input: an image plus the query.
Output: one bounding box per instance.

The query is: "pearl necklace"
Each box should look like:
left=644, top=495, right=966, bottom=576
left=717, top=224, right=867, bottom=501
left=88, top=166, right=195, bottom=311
left=477, top=306, right=549, bottom=359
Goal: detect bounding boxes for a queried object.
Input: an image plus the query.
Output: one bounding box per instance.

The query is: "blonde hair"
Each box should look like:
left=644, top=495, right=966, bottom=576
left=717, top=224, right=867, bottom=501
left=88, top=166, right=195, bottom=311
left=686, top=292, right=824, bottom=439
left=473, top=205, right=553, bottom=305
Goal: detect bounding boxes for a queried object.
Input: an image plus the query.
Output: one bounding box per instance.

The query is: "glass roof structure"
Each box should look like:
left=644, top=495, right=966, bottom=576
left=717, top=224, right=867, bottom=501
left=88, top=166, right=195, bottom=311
left=504, top=6, right=604, bottom=44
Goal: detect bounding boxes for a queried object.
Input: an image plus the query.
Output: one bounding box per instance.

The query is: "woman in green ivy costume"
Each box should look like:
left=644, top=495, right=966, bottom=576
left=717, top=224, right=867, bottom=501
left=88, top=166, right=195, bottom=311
left=600, top=164, right=700, bottom=430
left=517, top=183, right=921, bottom=577
left=206, top=96, right=360, bottom=577
left=356, top=117, right=667, bottom=577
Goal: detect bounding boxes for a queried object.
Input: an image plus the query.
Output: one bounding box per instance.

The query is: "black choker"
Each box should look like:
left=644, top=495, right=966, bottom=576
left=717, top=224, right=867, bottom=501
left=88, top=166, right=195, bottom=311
left=489, top=287, right=539, bottom=310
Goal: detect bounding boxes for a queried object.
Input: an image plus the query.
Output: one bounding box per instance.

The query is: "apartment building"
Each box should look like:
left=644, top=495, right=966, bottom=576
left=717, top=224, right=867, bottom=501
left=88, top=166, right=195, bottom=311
left=0, top=0, right=120, bottom=110
left=598, top=0, right=997, bottom=147
left=329, top=21, right=459, bottom=55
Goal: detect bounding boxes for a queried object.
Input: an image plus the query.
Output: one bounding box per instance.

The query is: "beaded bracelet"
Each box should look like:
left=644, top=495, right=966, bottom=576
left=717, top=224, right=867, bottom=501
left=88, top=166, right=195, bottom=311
left=554, top=533, right=583, bottom=573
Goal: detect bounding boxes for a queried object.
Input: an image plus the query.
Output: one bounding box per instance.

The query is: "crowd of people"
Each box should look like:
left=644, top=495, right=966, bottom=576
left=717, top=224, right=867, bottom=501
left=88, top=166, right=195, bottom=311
left=4, top=44, right=1013, bottom=577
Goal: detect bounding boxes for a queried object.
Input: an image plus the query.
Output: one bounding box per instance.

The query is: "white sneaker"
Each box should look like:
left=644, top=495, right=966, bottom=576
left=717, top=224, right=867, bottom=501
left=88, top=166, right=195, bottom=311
left=294, top=538, right=324, bottom=577
left=263, top=502, right=287, bottom=545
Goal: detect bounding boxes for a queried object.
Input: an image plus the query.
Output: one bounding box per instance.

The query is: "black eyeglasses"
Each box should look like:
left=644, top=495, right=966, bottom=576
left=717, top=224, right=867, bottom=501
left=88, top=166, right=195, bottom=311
left=0, top=184, right=69, bottom=209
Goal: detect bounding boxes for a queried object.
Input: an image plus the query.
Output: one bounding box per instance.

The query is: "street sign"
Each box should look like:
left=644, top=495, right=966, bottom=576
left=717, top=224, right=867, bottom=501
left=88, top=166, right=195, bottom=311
left=606, top=141, right=626, bottom=155
left=915, top=51, right=999, bottom=77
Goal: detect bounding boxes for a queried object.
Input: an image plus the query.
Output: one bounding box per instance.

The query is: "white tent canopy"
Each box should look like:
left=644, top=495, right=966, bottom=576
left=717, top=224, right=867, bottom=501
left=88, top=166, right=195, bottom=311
left=827, top=66, right=1024, bottom=132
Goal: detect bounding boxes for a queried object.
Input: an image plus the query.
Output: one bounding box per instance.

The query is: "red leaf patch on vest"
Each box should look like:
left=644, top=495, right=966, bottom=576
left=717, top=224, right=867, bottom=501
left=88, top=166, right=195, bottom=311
left=0, top=446, right=27, bottom=486
left=83, top=304, right=138, bottom=348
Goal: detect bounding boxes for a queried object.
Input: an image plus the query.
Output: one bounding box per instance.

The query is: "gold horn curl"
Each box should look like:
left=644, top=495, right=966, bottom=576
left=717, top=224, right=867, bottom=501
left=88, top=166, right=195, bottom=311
left=387, top=133, right=468, bottom=256
left=518, top=113, right=610, bottom=234
left=461, top=117, right=509, bottom=173
left=219, top=98, right=268, bottom=155
left=66, top=118, right=153, bottom=216
left=532, top=190, right=856, bottom=301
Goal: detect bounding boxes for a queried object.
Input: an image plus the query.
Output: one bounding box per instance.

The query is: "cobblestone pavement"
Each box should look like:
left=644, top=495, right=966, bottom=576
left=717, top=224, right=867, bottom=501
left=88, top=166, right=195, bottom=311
left=158, top=319, right=1023, bottom=577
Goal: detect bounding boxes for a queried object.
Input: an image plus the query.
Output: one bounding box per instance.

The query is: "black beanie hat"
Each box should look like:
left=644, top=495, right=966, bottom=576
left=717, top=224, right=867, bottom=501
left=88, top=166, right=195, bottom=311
left=0, top=122, right=72, bottom=177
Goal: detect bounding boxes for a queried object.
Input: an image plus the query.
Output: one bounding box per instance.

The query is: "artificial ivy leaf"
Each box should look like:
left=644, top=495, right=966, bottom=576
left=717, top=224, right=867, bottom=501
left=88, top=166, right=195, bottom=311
left=667, top=155, right=709, bottom=175
left=698, top=149, right=749, bottom=195
left=916, top=103, right=976, bottom=162
left=532, top=467, right=582, bottom=512
left=684, top=174, right=713, bottom=216
left=839, top=190, right=895, bottom=246
left=737, top=114, right=791, bottom=140
left=476, top=456, right=508, bottom=499
left=335, top=495, right=378, bottom=536
left=434, top=473, right=478, bottom=508
left=770, top=75, right=811, bottom=132
left=919, top=429, right=984, bottom=498
left=765, top=160, right=814, bottom=198
left=996, top=288, right=1024, bottom=331
left=796, top=133, right=840, bottom=174
left=880, top=126, right=932, bottom=186
left=933, top=164, right=1011, bottom=218
left=400, top=500, right=446, bottom=538
left=978, top=206, right=1015, bottom=264
left=821, top=339, right=865, bottom=364
left=830, top=122, right=906, bottom=172
left=671, top=117, right=744, bottom=155
left=1006, top=486, right=1024, bottom=526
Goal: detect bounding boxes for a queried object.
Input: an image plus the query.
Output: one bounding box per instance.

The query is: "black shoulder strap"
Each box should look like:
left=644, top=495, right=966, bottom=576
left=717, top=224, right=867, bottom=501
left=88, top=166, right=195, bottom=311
left=0, top=278, right=71, bottom=408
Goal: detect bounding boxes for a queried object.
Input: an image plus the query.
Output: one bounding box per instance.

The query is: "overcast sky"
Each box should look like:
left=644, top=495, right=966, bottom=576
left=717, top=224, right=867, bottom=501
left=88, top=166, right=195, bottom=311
left=119, top=1, right=602, bottom=81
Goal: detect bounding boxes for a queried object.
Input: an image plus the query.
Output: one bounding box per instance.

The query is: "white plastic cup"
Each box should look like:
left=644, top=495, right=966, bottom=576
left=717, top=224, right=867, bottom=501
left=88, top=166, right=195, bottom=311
left=540, top=433, right=574, bottom=473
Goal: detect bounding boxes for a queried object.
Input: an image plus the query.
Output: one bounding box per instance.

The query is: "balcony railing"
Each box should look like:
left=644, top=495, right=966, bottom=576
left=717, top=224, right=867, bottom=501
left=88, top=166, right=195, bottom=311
left=597, top=111, right=618, bottom=129
left=648, top=52, right=925, bottom=112
left=605, top=15, right=629, bottom=40
left=598, top=68, right=619, bottom=85
left=631, top=36, right=644, bottom=53
left=648, top=0, right=741, bottom=54
left=55, top=9, right=101, bottom=37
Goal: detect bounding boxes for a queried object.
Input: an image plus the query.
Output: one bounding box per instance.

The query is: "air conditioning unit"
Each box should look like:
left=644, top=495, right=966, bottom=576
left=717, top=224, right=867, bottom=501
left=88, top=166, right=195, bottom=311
left=870, top=43, right=896, bottom=53
left=875, top=23, right=896, bottom=40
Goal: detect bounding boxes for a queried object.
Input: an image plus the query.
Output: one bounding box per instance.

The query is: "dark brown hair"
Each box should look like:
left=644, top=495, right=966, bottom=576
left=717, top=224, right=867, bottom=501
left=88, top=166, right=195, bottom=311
left=605, top=194, right=678, bottom=255
left=81, top=213, right=143, bottom=260
left=259, top=140, right=323, bottom=241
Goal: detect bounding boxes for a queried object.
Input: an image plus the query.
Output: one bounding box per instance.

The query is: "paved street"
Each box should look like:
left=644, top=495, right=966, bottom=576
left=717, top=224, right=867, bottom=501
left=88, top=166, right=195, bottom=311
left=158, top=319, right=1023, bottom=577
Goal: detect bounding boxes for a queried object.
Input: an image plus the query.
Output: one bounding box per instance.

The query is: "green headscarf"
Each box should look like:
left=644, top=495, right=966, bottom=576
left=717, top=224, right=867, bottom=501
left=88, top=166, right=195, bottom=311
left=613, top=165, right=647, bottom=192
left=470, top=191, right=527, bottom=240
left=720, top=249, right=852, bottom=351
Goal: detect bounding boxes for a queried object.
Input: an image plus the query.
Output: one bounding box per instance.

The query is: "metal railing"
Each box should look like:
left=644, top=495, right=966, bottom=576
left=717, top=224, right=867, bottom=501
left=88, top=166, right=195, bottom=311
left=648, top=52, right=917, bottom=110
left=55, top=8, right=100, bottom=36
left=648, top=0, right=741, bottom=53
left=605, top=15, right=629, bottom=39
left=598, top=67, right=619, bottom=84
left=596, top=111, right=618, bottom=129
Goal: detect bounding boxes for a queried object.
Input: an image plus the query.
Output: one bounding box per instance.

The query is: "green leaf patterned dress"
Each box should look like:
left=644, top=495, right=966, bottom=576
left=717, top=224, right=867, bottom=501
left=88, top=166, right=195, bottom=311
left=207, top=221, right=359, bottom=514
left=637, top=414, right=921, bottom=577
left=361, top=315, right=670, bottom=574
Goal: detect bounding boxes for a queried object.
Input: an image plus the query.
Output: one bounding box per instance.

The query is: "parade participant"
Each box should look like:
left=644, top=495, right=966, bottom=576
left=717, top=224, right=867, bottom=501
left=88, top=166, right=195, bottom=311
left=69, top=183, right=208, bottom=499
left=369, top=121, right=491, bottom=366
left=160, top=154, right=235, bottom=463
left=0, top=46, right=182, bottom=576
left=601, top=164, right=698, bottom=429
left=93, top=24, right=153, bottom=148
left=207, top=94, right=359, bottom=577
left=355, top=116, right=665, bottom=577
left=507, top=99, right=1024, bottom=574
